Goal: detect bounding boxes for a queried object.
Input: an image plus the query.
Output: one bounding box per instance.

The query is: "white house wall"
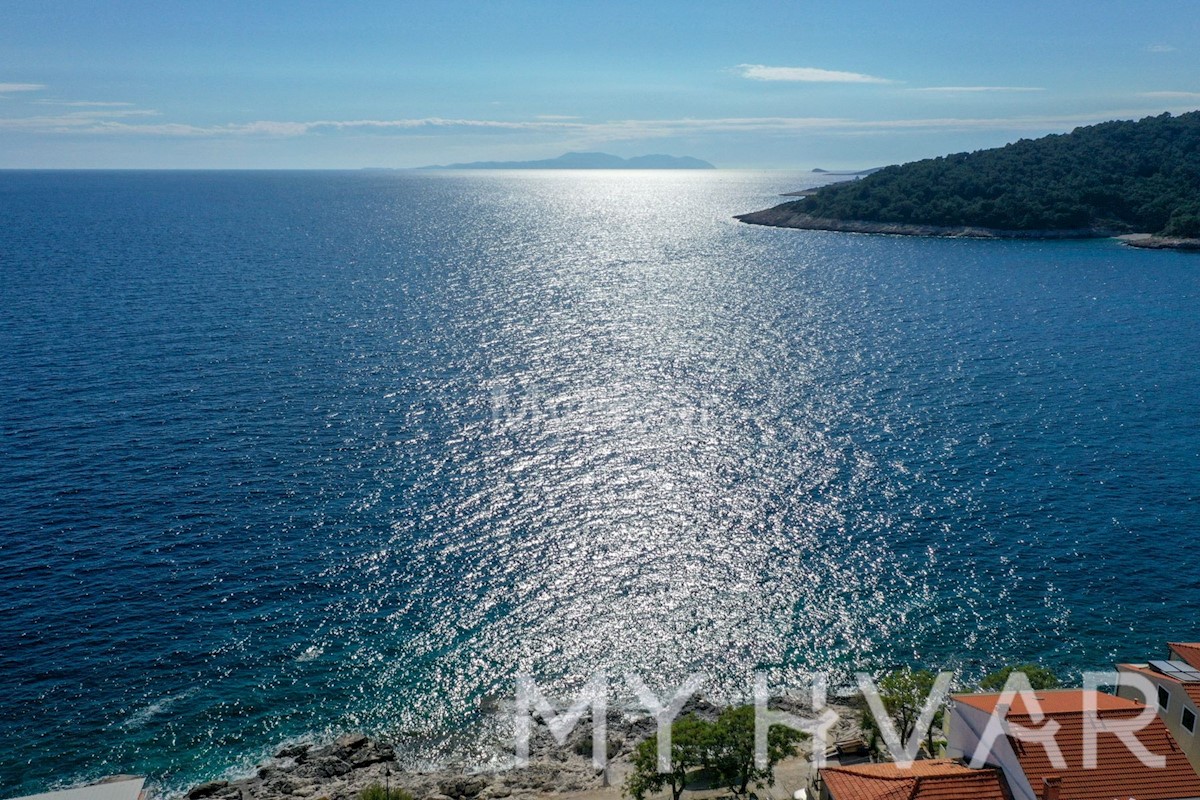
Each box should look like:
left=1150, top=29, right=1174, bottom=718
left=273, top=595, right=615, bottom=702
left=946, top=702, right=1037, bottom=800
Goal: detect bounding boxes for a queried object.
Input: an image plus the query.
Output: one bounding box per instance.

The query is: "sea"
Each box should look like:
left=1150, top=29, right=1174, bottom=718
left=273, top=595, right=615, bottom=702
left=1, top=170, right=1198, bottom=798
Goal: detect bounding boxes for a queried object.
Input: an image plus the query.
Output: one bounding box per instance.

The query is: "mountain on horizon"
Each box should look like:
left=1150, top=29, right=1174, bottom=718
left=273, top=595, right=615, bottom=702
left=421, top=151, right=715, bottom=170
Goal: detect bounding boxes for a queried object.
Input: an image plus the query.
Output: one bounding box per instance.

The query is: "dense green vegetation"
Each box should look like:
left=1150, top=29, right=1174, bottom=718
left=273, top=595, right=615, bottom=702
left=859, top=668, right=945, bottom=758
left=796, top=111, right=1200, bottom=236
left=978, top=663, right=1061, bottom=692
left=623, top=709, right=804, bottom=800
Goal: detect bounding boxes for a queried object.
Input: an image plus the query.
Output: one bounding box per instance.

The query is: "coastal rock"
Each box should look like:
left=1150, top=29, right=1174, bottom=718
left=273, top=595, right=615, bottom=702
left=1119, top=233, right=1200, bottom=250
left=348, top=742, right=395, bottom=768
left=437, top=777, right=487, bottom=798
left=300, top=757, right=353, bottom=779
left=334, top=734, right=369, bottom=755
left=735, top=208, right=1107, bottom=240
left=277, top=745, right=312, bottom=762
left=263, top=775, right=298, bottom=796
left=188, top=782, right=230, bottom=800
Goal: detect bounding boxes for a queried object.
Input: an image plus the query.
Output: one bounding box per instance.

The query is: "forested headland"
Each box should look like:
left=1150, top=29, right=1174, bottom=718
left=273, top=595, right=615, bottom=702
left=741, top=111, right=1200, bottom=239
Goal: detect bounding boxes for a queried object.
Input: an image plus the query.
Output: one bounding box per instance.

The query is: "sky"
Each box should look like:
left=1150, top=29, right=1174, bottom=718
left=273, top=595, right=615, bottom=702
left=2, top=0, right=1200, bottom=169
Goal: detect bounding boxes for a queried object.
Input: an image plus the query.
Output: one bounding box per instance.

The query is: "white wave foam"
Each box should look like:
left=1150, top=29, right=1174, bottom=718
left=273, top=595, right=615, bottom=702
left=122, top=687, right=201, bottom=730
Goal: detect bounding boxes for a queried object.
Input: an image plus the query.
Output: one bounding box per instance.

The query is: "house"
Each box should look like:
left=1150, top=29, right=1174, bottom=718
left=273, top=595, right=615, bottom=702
left=946, top=689, right=1200, bottom=800
left=1117, top=642, right=1200, bottom=775
left=818, top=759, right=1010, bottom=800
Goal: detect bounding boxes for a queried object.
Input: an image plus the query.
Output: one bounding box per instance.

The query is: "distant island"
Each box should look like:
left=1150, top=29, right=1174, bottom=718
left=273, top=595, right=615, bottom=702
left=421, top=151, right=715, bottom=170
left=810, top=167, right=885, bottom=176
left=738, top=111, right=1200, bottom=249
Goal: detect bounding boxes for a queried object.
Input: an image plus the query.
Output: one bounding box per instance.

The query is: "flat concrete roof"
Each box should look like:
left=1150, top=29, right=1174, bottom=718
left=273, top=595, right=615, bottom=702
left=12, top=777, right=145, bottom=800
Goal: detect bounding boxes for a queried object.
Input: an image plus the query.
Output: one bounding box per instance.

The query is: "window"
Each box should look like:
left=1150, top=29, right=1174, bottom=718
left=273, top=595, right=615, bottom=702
left=1183, top=707, right=1196, bottom=734
left=1160, top=686, right=1172, bottom=710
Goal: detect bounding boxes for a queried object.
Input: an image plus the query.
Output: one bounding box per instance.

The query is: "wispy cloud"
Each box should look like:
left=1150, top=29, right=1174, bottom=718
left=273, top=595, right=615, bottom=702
left=910, top=86, right=1046, bottom=93
left=735, top=64, right=895, bottom=84
left=535, top=114, right=580, bottom=120
left=34, top=100, right=135, bottom=107
left=1148, top=44, right=1177, bottom=53
left=0, top=82, right=45, bottom=93
left=5, top=110, right=1185, bottom=141
left=312, top=118, right=570, bottom=132
left=1140, top=90, right=1200, bottom=99
left=0, top=108, right=160, bottom=131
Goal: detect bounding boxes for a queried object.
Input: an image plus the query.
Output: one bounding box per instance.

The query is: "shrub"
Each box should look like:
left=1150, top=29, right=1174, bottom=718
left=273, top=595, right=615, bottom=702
left=359, top=783, right=413, bottom=800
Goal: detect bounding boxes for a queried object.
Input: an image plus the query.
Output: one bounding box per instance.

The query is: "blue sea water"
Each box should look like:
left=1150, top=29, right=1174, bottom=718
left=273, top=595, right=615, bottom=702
left=1, top=170, right=1198, bottom=798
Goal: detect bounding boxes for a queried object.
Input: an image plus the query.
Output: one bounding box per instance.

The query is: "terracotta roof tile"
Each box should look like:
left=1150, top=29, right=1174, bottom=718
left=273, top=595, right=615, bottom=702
left=821, top=760, right=1010, bottom=800
left=955, top=690, right=1200, bottom=800
left=909, top=771, right=1011, bottom=800
left=951, top=689, right=1136, bottom=716
left=1170, top=642, right=1200, bottom=670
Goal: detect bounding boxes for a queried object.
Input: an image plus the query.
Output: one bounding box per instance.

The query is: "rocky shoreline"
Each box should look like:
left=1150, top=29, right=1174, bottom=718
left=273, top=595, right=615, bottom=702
left=181, top=698, right=861, bottom=800
left=183, top=730, right=612, bottom=800
left=1117, top=233, right=1200, bottom=250
left=734, top=207, right=1107, bottom=240
left=736, top=205, right=1200, bottom=251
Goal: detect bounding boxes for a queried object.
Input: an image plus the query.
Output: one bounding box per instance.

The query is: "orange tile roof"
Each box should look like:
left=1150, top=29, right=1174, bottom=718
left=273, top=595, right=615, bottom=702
left=1170, top=642, right=1200, bottom=670
left=821, top=760, right=1009, bottom=800
left=952, top=689, right=1136, bottom=716
left=954, top=690, right=1200, bottom=800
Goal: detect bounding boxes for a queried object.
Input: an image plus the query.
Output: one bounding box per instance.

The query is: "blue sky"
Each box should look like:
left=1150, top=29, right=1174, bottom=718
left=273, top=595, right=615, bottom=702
left=2, top=0, right=1199, bottom=168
